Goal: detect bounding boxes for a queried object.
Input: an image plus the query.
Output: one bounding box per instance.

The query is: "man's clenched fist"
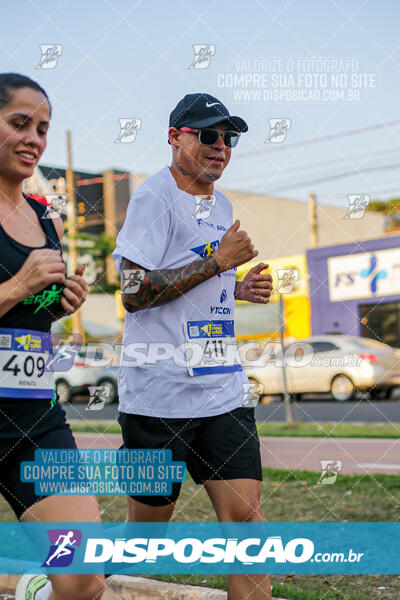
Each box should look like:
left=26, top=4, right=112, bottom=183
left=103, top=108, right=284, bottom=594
left=235, top=263, right=273, bottom=304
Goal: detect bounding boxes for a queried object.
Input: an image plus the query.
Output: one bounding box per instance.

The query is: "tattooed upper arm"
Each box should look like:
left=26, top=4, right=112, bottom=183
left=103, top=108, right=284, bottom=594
left=120, top=258, right=147, bottom=282
left=120, top=254, right=221, bottom=313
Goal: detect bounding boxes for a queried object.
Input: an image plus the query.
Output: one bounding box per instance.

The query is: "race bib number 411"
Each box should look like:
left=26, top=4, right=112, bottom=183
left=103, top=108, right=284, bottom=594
left=185, top=320, right=242, bottom=376
left=0, top=328, right=54, bottom=398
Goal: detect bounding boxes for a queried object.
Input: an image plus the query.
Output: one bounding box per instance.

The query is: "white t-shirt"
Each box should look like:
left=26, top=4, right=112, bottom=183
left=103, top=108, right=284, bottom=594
left=113, top=166, right=249, bottom=418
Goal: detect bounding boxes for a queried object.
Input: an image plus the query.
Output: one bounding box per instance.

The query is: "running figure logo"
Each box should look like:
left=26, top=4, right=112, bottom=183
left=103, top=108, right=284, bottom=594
left=190, top=241, right=219, bottom=258
left=115, top=118, right=142, bottom=143
left=42, top=194, right=67, bottom=219
left=191, top=195, right=216, bottom=220
left=45, top=333, right=81, bottom=373
left=23, top=284, right=63, bottom=313
left=190, top=241, right=221, bottom=277
left=36, top=45, right=63, bottom=69
left=42, top=529, right=82, bottom=567
left=121, top=269, right=145, bottom=294
left=344, top=194, right=370, bottom=219
left=317, top=460, right=342, bottom=485
left=188, top=44, right=216, bottom=69
left=265, top=119, right=291, bottom=143
left=275, top=269, right=299, bottom=294
left=241, top=383, right=264, bottom=408
left=86, top=386, right=110, bottom=410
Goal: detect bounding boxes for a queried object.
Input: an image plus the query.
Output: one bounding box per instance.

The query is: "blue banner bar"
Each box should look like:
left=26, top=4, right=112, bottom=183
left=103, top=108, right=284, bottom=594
left=0, top=522, right=398, bottom=574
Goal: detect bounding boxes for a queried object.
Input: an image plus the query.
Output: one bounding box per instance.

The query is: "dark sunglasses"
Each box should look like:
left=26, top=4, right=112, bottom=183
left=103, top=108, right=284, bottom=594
left=179, top=126, right=240, bottom=148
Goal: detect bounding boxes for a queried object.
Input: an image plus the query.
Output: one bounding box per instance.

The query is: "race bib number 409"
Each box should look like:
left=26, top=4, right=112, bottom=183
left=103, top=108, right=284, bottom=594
left=185, top=320, right=242, bottom=376
left=0, top=328, right=54, bottom=398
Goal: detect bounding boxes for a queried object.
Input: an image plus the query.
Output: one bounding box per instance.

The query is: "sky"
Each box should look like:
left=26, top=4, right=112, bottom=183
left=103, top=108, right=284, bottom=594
left=1, top=0, right=400, bottom=208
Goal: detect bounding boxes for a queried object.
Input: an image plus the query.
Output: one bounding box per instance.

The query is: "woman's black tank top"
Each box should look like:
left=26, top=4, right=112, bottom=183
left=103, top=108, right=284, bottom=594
left=0, top=195, right=66, bottom=441
left=0, top=194, right=63, bottom=330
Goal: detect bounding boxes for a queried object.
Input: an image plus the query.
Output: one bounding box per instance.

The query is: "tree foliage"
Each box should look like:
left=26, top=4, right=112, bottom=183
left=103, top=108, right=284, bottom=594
left=72, top=232, right=116, bottom=260
left=367, top=198, right=400, bottom=214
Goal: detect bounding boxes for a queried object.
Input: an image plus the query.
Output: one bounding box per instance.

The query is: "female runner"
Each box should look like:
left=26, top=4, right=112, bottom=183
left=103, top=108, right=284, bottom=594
left=0, top=73, right=105, bottom=600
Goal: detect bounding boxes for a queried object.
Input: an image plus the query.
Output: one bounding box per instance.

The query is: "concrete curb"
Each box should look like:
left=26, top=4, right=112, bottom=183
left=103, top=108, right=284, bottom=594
left=0, top=574, right=284, bottom=599
left=105, top=575, right=226, bottom=599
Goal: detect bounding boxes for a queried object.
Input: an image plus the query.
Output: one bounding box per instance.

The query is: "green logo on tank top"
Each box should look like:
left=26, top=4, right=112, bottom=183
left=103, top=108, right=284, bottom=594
left=50, top=385, right=57, bottom=409
left=23, top=284, right=63, bottom=314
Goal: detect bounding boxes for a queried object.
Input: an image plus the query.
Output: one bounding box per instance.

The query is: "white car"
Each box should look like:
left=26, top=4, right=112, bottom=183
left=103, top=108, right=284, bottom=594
left=244, top=335, right=400, bottom=401
left=53, top=346, right=118, bottom=403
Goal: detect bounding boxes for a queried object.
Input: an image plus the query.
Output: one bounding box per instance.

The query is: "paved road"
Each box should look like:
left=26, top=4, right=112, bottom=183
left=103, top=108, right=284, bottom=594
left=255, top=398, right=400, bottom=423
left=74, top=433, right=400, bottom=475
left=64, top=397, right=400, bottom=423
left=259, top=435, right=400, bottom=475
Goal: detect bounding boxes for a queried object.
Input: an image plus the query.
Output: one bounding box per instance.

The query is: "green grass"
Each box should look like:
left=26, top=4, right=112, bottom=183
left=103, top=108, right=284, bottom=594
left=69, top=420, right=400, bottom=439
left=256, top=421, right=400, bottom=439
left=1, top=467, right=399, bottom=598
left=140, top=574, right=400, bottom=600
left=70, top=421, right=122, bottom=435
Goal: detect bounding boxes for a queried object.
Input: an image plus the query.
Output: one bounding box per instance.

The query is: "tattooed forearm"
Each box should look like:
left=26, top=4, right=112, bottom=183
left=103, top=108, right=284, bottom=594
left=174, top=160, right=190, bottom=176
left=121, top=256, right=222, bottom=313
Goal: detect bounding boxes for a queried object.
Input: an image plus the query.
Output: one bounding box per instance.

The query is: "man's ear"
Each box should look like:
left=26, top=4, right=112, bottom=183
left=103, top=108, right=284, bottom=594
left=168, top=127, right=180, bottom=147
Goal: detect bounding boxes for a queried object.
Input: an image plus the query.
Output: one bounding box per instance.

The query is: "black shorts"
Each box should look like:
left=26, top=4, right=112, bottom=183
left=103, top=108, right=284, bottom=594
left=118, top=406, right=262, bottom=506
left=0, top=421, right=77, bottom=519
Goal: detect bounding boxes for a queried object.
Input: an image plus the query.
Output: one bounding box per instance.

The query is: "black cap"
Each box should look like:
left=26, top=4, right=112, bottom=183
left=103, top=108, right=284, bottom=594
left=169, top=93, right=248, bottom=132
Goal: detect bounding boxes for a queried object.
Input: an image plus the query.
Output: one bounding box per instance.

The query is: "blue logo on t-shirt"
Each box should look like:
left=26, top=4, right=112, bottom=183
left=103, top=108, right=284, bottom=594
left=190, top=240, right=219, bottom=258
left=190, top=241, right=221, bottom=277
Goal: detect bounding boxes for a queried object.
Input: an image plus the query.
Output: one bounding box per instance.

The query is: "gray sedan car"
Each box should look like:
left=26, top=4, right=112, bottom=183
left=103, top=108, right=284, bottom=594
left=244, top=335, right=400, bottom=401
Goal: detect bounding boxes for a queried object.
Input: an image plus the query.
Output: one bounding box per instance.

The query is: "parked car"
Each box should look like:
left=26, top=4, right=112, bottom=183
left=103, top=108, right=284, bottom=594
left=54, top=346, right=119, bottom=403
left=244, top=335, right=400, bottom=401
left=93, top=365, right=119, bottom=404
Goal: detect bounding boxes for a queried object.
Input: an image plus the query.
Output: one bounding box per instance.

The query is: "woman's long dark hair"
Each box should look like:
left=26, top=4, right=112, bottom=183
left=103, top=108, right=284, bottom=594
left=0, top=73, right=51, bottom=114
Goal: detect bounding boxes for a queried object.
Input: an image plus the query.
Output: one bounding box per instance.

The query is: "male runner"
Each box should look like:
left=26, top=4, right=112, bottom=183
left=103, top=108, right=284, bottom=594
left=113, top=93, right=273, bottom=599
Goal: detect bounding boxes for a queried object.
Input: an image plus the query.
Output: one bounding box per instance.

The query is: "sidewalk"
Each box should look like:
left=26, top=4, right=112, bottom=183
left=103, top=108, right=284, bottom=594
left=74, top=432, right=400, bottom=474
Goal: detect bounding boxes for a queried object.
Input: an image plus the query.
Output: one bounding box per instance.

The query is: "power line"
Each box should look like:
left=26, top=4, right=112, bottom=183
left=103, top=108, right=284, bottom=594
left=264, top=162, right=400, bottom=194
left=229, top=145, right=400, bottom=186
left=317, top=186, right=400, bottom=197
left=236, top=120, right=400, bottom=159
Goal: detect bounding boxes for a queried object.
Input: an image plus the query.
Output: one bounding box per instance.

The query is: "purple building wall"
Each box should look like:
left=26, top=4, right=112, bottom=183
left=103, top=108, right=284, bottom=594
left=306, top=235, right=400, bottom=336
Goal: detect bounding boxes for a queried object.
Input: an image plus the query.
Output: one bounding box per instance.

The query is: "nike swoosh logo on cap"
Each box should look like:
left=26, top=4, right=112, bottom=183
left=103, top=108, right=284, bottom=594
left=205, top=102, right=220, bottom=107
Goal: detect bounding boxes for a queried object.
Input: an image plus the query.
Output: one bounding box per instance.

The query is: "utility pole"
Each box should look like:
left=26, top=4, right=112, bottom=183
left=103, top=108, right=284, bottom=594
left=309, top=193, right=318, bottom=248
left=102, top=169, right=119, bottom=285
left=66, top=131, right=85, bottom=343
left=279, top=294, right=293, bottom=425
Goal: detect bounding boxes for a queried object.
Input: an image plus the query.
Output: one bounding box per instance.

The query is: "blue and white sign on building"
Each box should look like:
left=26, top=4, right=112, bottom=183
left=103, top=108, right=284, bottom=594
left=307, top=235, right=400, bottom=345
left=327, top=248, right=400, bottom=301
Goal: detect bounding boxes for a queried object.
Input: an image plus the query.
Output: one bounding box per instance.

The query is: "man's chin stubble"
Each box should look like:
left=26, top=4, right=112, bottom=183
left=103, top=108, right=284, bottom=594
left=198, top=165, right=223, bottom=182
